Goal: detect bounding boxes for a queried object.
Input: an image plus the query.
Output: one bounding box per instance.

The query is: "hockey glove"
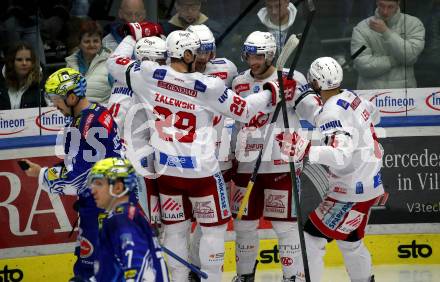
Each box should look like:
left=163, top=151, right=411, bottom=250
left=275, top=131, right=311, bottom=162
left=263, top=77, right=297, bottom=106
left=124, top=21, right=164, bottom=41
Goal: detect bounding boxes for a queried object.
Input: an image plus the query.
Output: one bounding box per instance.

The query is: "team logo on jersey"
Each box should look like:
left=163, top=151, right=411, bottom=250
left=350, top=96, right=361, bottom=110
left=361, top=109, right=370, bottom=121
left=98, top=111, right=114, bottom=134
left=234, top=83, right=250, bottom=94
left=153, top=69, right=167, bottom=80
left=210, top=72, right=227, bottom=80
left=336, top=99, right=350, bottom=110
left=160, top=194, right=185, bottom=221
left=355, top=181, right=364, bottom=194
left=336, top=210, right=364, bottom=234
left=194, top=80, right=207, bottom=92
left=79, top=236, right=94, bottom=258
left=264, top=189, right=288, bottom=218
left=253, top=85, right=260, bottom=93
left=192, top=195, right=218, bottom=223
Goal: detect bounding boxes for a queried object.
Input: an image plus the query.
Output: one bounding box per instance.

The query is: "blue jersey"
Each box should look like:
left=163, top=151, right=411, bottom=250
left=94, top=202, right=169, bottom=282
left=40, top=103, right=122, bottom=198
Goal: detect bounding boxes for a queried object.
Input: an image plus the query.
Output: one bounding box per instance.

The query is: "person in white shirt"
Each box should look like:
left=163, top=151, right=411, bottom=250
left=230, top=31, right=321, bottom=282
left=282, top=57, right=384, bottom=282
left=107, top=28, right=293, bottom=282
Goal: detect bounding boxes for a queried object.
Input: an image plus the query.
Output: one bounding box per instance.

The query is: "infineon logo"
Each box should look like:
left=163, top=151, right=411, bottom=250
left=369, top=91, right=416, bottom=114
left=425, top=91, right=440, bottom=111
left=36, top=109, right=70, bottom=131
left=0, top=117, right=26, bottom=135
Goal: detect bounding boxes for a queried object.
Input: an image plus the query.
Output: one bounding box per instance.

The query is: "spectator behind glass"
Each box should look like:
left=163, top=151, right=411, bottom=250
left=162, top=0, right=222, bottom=39
left=0, top=42, right=47, bottom=110
left=102, top=0, right=146, bottom=51
left=66, top=20, right=112, bottom=104
left=255, top=0, right=322, bottom=74
left=0, top=0, right=46, bottom=65
left=351, top=0, right=425, bottom=89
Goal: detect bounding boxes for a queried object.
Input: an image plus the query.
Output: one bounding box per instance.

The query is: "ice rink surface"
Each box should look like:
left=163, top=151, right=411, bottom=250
left=222, top=264, right=440, bottom=282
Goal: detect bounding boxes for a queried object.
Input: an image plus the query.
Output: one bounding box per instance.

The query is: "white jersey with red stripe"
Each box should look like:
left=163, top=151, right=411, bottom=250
left=203, top=57, right=238, bottom=171
left=232, top=68, right=321, bottom=174
left=107, top=36, right=275, bottom=178
left=308, top=89, right=385, bottom=202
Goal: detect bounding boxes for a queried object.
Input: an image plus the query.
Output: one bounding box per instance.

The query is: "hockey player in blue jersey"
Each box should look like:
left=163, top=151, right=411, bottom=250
left=22, top=68, right=122, bottom=281
left=88, top=157, right=170, bottom=282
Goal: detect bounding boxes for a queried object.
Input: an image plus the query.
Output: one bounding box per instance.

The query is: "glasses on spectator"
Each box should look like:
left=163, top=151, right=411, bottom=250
left=121, top=11, right=146, bottom=22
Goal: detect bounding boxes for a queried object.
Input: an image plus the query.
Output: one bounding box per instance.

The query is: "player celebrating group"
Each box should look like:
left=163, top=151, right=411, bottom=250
left=281, top=57, right=384, bottom=282
left=230, top=31, right=321, bottom=282
left=107, top=27, right=294, bottom=282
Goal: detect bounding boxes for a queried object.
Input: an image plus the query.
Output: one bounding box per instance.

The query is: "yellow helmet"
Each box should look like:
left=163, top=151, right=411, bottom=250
left=45, top=68, right=87, bottom=99
left=88, top=158, right=138, bottom=192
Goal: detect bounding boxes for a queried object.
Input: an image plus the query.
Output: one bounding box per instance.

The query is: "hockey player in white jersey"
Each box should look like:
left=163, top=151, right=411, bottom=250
left=281, top=57, right=384, bottom=282
left=230, top=31, right=321, bottom=282
left=108, top=36, right=167, bottom=224
left=185, top=24, right=238, bottom=282
left=107, top=28, right=295, bottom=282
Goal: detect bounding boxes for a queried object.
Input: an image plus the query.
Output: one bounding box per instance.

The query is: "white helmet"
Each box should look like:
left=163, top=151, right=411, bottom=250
left=166, top=30, right=201, bottom=59
left=308, top=57, right=343, bottom=90
left=186, top=24, right=215, bottom=55
left=242, top=31, right=276, bottom=64
left=135, top=36, right=167, bottom=62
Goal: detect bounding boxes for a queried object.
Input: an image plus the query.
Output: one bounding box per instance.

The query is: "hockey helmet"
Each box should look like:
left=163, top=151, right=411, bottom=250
left=241, top=31, right=276, bottom=64
left=186, top=24, right=215, bottom=56
left=135, top=36, right=167, bottom=62
left=45, top=68, right=87, bottom=99
left=88, top=157, right=138, bottom=195
left=307, top=57, right=343, bottom=91
left=166, top=30, right=201, bottom=59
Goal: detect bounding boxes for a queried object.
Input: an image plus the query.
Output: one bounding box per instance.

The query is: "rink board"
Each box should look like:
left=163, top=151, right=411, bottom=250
left=0, top=234, right=438, bottom=281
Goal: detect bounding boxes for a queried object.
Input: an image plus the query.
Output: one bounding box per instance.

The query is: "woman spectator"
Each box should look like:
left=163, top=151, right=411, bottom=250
left=65, top=20, right=112, bottom=104
left=0, top=42, right=46, bottom=110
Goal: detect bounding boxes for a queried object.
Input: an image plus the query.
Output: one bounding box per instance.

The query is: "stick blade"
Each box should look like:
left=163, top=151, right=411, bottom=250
left=276, top=34, right=299, bottom=70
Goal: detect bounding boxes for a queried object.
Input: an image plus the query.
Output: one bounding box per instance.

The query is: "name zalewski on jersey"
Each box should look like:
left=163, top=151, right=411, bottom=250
left=107, top=36, right=274, bottom=178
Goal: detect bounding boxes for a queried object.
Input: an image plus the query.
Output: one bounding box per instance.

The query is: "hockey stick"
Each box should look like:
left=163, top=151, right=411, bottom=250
left=342, top=45, right=366, bottom=68
left=276, top=2, right=316, bottom=282
left=161, top=246, right=208, bottom=279
left=236, top=1, right=316, bottom=281
left=236, top=33, right=300, bottom=219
